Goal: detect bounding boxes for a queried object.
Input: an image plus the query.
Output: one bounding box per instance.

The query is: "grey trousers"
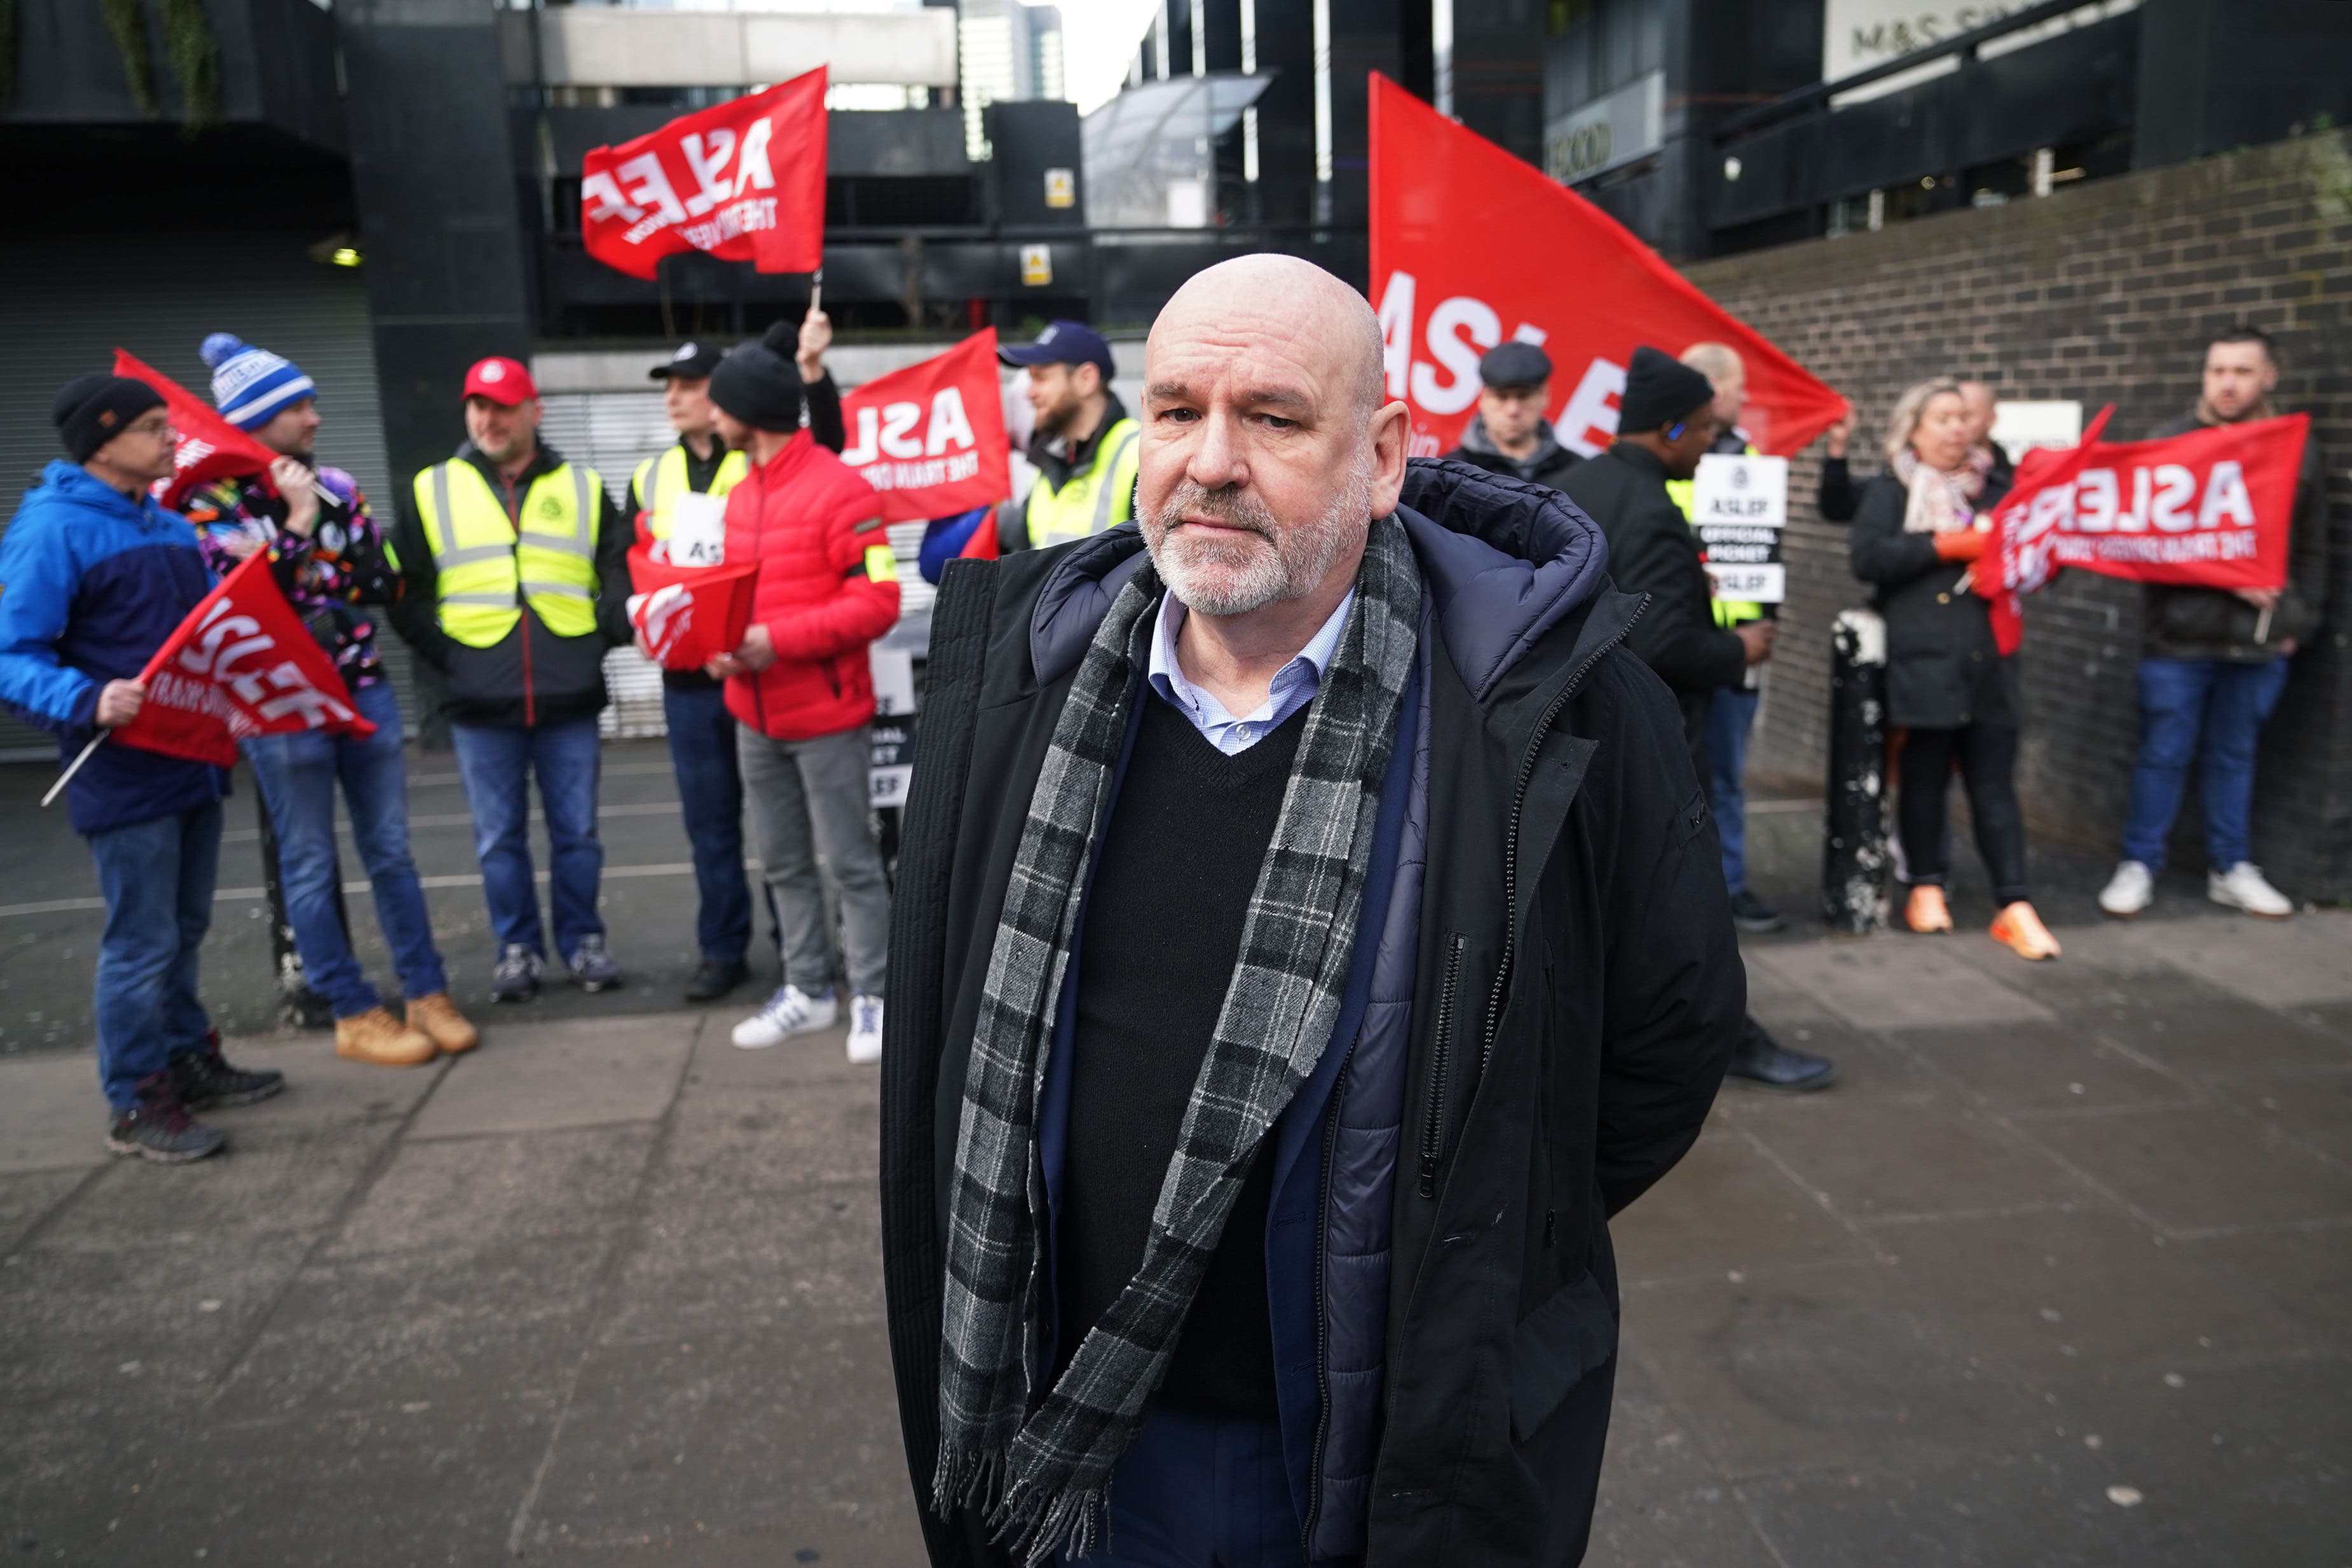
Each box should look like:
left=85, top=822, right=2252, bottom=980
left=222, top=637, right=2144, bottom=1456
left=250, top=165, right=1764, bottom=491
left=735, top=722, right=890, bottom=997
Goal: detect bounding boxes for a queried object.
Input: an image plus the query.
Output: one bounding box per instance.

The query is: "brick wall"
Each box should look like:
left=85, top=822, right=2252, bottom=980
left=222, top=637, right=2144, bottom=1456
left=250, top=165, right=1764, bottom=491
left=1686, top=131, right=2352, bottom=899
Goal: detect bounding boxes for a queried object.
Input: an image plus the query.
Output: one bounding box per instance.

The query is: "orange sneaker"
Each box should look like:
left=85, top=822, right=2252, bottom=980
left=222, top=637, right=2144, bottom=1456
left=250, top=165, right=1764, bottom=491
left=1904, top=884, right=1953, bottom=934
left=405, top=992, right=480, bottom=1055
left=1990, top=901, right=2061, bottom=961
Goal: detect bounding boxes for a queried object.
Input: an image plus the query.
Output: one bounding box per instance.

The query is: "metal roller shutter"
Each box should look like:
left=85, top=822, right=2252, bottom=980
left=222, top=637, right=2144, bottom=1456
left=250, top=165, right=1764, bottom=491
left=0, top=236, right=395, bottom=759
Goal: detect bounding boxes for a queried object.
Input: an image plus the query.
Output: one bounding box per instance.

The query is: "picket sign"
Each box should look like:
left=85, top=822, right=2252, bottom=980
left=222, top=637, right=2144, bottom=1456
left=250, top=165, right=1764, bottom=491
left=1693, top=453, right=1789, bottom=604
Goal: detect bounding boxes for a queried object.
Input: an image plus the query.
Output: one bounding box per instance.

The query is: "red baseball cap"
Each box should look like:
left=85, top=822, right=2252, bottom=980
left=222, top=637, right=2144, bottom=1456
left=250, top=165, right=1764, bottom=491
left=462, top=356, right=538, bottom=406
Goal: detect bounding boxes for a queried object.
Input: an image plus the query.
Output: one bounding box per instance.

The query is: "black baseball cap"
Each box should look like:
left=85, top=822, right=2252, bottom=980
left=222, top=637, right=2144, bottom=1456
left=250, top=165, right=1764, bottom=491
left=998, top=320, right=1115, bottom=378
left=1479, top=341, right=1554, bottom=390
left=651, top=340, right=725, bottom=381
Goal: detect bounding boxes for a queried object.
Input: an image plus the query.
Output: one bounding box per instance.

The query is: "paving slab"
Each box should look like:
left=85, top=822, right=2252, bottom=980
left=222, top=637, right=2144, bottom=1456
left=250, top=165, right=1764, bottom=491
left=1866, top=1204, right=2314, bottom=1380
left=2018, top=1103, right=2352, bottom=1236
left=1739, top=1095, right=2085, bottom=1224
left=1610, top=1110, right=1874, bottom=1287
left=327, top=1121, right=662, bottom=1260
left=407, top=1012, right=699, bottom=1140
left=1748, top=938, right=2055, bottom=1032
left=2117, top=910, right=2352, bottom=1008
left=1622, top=1265, right=2042, bottom=1481
left=0, top=1050, right=109, bottom=1173
left=1895, top=1021, right=2196, bottom=1115
left=0, top=1166, right=88, bottom=1251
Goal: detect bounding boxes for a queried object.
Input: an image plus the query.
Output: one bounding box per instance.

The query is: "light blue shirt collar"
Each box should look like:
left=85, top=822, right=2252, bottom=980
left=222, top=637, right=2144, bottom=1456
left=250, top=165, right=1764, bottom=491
left=1146, top=587, right=1355, bottom=755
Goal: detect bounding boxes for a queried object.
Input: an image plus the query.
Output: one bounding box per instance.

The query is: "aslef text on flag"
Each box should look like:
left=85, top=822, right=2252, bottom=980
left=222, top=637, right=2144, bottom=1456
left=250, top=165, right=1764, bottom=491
left=837, top=330, right=1012, bottom=524
left=581, top=69, right=827, bottom=280
left=1368, top=74, right=1847, bottom=459
left=118, top=552, right=372, bottom=768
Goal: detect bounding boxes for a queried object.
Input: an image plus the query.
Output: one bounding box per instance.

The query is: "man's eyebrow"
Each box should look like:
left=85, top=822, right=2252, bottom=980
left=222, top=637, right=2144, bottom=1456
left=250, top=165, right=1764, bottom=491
left=1144, top=379, right=1317, bottom=415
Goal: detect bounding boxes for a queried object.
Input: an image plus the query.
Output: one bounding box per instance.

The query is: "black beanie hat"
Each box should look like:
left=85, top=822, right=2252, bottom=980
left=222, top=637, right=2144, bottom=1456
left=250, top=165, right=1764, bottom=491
left=709, top=320, right=806, bottom=434
left=1617, top=346, right=1716, bottom=434
left=53, top=373, right=167, bottom=465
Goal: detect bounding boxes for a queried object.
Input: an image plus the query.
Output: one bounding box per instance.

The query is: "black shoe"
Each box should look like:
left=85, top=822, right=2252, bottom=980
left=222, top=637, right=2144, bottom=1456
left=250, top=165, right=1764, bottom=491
left=683, top=958, right=751, bottom=1004
left=1729, top=889, right=1786, bottom=934
left=170, top=1032, right=286, bottom=1110
left=105, top=1072, right=227, bottom=1164
left=1724, top=1019, right=1836, bottom=1093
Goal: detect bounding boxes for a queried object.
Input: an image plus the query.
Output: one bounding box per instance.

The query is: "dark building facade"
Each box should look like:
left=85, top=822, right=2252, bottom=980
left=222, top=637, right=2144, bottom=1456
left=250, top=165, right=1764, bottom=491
left=1543, top=0, right=2352, bottom=261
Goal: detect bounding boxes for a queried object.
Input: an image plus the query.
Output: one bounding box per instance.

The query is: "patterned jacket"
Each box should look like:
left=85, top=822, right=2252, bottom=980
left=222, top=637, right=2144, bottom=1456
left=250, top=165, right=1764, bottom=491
left=185, top=464, right=399, bottom=689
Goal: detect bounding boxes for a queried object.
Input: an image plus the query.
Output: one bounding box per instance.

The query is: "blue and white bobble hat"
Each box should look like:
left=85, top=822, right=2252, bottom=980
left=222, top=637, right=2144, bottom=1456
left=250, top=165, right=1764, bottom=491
left=200, top=333, right=317, bottom=431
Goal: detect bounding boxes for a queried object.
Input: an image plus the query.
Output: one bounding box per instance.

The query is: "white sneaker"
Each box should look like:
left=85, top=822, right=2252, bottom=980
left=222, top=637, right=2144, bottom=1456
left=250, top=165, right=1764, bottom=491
left=847, top=994, right=884, bottom=1065
left=731, top=985, right=838, bottom=1049
left=2098, top=859, right=2154, bottom=918
left=2208, top=862, right=2293, bottom=919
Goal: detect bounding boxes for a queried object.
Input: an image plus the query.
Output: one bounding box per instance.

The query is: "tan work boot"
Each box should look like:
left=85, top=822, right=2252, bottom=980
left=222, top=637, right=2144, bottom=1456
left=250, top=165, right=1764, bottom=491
left=335, top=1007, right=437, bottom=1068
left=405, top=992, right=480, bottom=1056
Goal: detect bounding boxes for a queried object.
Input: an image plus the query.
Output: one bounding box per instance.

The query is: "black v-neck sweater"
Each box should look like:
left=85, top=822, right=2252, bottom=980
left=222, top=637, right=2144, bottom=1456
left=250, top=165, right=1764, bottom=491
left=1056, top=693, right=1310, bottom=1421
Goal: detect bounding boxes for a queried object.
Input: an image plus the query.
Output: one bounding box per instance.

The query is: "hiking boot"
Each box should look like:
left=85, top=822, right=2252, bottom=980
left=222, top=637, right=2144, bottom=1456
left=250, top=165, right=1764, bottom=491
left=170, top=1032, right=286, bottom=1110
left=491, top=944, right=543, bottom=1004
left=568, top=935, right=624, bottom=993
left=847, top=994, right=885, bottom=1065
left=1904, top=883, right=1953, bottom=934
left=732, top=985, right=837, bottom=1049
left=1729, top=889, right=1786, bottom=934
left=683, top=958, right=751, bottom=1004
left=2209, top=862, right=2292, bottom=918
left=1989, top=901, right=2062, bottom=962
left=335, top=1007, right=437, bottom=1068
left=405, top=992, right=479, bottom=1055
left=2098, top=859, right=2154, bottom=918
left=1723, top=1019, right=1836, bottom=1093
left=105, top=1072, right=226, bottom=1164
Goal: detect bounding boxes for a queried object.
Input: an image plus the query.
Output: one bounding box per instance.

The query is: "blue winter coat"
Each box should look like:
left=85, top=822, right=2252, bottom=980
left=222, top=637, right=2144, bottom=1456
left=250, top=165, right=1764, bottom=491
left=0, top=461, right=229, bottom=835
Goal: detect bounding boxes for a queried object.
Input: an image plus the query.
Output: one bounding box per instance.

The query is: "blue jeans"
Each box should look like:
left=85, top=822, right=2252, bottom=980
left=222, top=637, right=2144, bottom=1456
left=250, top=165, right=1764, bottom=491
left=2121, top=656, right=2292, bottom=873
left=663, top=682, right=756, bottom=965
left=449, top=717, right=605, bottom=960
left=87, top=801, right=222, bottom=1109
left=1707, top=685, right=1759, bottom=896
left=1061, top=1408, right=1303, bottom=1567
left=243, top=679, right=447, bottom=1018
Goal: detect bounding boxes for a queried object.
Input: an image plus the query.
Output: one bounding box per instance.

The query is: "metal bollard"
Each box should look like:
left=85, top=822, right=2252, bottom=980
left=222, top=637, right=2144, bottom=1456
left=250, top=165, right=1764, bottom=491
left=1821, top=609, right=1890, bottom=934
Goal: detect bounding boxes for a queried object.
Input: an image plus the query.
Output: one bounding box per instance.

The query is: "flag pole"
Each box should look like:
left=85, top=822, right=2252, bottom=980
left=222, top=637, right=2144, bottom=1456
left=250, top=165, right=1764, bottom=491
left=2254, top=604, right=2274, bottom=645
left=809, top=268, right=823, bottom=316
left=42, top=733, right=106, bottom=808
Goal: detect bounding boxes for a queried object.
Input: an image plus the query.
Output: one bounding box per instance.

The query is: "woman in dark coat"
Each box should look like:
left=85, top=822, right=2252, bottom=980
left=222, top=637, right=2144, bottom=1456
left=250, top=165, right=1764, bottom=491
left=1849, top=377, right=2059, bottom=960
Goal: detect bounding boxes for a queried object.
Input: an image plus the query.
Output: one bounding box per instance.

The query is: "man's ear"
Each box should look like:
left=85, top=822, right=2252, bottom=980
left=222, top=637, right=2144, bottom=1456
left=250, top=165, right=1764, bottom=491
left=1366, top=399, right=1411, bottom=519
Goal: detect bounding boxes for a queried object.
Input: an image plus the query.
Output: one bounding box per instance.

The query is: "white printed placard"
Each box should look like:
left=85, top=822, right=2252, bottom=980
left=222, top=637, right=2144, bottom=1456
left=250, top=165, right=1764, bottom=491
left=667, top=491, right=728, bottom=566
left=1690, top=453, right=1789, bottom=528
left=1704, top=562, right=1787, bottom=604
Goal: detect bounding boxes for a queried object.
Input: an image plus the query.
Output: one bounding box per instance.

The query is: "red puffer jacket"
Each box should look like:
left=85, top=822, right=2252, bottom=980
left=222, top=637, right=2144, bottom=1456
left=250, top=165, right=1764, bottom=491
left=722, top=431, right=900, bottom=740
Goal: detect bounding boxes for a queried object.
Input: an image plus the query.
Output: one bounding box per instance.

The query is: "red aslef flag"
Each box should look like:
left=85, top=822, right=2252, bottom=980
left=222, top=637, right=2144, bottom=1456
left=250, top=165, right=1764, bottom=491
left=624, top=548, right=761, bottom=671
left=837, top=330, right=1013, bottom=524
left=1992, top=408, right=2303, bottom=601
left=113, top=349, right=284, bottom=512
left=116, top=553, right=373, bottom=767
left=582, top=69, right=828, bottom=280
left=1368, top=74, right=1848, bottom=459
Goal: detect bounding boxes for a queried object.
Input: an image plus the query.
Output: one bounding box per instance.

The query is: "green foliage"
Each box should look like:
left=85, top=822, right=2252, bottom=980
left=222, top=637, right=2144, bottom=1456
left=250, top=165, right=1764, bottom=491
left=161, top=0, right=220, bottom=131
left=102, top=0, right=158, bottom=117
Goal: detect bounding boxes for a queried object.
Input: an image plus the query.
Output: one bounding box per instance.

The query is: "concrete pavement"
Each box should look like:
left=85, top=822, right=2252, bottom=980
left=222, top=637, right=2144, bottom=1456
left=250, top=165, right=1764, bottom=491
left=2, top=744, right=2347, bottom=1564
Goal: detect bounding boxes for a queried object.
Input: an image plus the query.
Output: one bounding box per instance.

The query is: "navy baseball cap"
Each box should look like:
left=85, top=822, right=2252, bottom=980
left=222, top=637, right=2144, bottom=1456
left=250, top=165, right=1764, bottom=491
left=999, top=320, right=1114, bottom=378
left=650, top=340, right=725, bottom=381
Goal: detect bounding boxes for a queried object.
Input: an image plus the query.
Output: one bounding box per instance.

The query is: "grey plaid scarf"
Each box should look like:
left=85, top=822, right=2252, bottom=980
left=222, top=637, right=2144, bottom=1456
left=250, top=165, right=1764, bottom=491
left=934, top=512, right=1423, bottom=1564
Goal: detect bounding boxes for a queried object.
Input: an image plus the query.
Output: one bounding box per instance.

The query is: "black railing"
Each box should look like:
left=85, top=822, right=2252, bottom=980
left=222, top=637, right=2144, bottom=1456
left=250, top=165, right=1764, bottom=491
left=1717, top=0, right=2111, bottom=143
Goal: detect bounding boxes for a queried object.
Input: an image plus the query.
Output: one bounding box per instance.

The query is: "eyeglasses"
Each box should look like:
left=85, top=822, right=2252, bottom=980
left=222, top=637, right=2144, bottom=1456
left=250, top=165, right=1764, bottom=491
left=124, top=417, right=177, bottom=440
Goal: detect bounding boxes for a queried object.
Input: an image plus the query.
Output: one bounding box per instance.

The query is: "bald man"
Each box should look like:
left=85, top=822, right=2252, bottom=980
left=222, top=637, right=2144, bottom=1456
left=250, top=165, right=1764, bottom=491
left=881, top=256, right=1741, bottom=1567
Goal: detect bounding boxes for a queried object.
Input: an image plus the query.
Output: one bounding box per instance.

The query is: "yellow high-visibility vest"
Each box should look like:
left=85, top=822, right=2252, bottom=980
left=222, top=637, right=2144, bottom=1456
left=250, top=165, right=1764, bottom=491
left=1025, top=416, right=1140, bottom=549
left=631, top=442, right=748, bottom=540
left=1670, top=439, right=1763, bottom=628
left=411, top=459, right=605, bottom=647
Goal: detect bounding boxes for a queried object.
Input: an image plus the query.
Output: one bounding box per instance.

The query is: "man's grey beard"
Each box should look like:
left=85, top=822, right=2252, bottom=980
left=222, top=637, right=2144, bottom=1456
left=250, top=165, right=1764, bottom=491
left=1142, top=457, right=1374, bottom=617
